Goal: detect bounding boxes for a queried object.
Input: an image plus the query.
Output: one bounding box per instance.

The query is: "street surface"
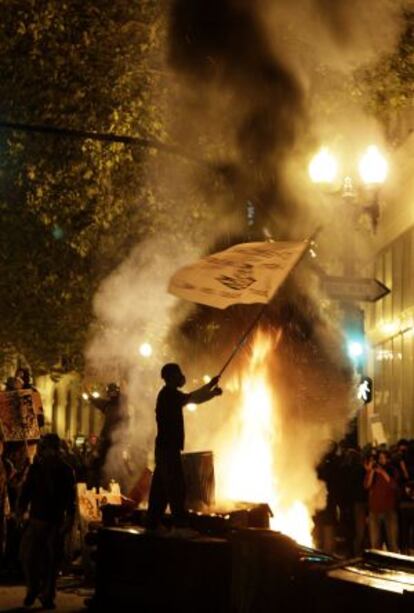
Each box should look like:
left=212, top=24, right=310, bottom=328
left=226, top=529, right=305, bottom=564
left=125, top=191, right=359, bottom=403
left=0, top=578, right=89, bottom=612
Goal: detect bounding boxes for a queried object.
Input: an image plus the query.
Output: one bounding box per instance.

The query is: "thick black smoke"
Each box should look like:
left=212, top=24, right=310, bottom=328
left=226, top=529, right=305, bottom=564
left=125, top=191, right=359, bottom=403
left=165, top=0, right=404, bottom=443
left=89, top=0, right=405, bottom=490
left=168, top=0, right=307, bottom=236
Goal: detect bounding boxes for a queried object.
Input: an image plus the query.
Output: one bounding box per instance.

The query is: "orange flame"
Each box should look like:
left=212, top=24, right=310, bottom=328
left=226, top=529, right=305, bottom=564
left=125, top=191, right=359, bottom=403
left=217, top=329, right=314, bottom=547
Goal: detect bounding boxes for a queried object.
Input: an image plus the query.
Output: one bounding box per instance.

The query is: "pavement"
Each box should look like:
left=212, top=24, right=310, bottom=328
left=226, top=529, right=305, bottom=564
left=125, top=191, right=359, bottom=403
left=0, top=577, right=91, bottom=612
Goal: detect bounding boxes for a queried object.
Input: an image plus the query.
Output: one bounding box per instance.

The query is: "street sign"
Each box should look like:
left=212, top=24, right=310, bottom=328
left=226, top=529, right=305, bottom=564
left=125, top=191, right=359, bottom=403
left=322, top=276, right=390, bottom=302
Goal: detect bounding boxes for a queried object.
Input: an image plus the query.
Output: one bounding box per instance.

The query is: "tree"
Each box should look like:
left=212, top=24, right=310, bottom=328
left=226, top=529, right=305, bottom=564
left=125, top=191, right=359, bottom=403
left=0, top=1, right=172, bottom=373
left=352, top=9, right=414, bottom=137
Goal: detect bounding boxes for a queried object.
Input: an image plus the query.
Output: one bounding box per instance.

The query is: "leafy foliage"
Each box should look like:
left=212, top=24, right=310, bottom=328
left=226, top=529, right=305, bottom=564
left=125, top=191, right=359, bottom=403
left=0, top=0, right=169, bottom=373
left=352, top=10, right=414, bottom=133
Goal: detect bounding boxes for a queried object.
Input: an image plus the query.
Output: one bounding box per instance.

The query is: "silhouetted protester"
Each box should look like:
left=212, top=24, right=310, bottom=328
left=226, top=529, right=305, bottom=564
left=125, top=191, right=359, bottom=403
left=4, top=376, right=16, bottom=391
left=19, top=434, right=75, bottom=610
left=85, top=434, right=101, bottom=489
left=0, top=437, right=14, bottom=570
left=4, top=443, right=31, bottom=576
left=60, top=439, right=85, bottom=483
left=146, top=364, right=222, bottom=533
left=365, top=449, right=400, bottom=552
left=89, top=383, right=126, bottom=486
left=339, top=448, right=368, bottom=556
left=314, top=441, right=340, bottom=554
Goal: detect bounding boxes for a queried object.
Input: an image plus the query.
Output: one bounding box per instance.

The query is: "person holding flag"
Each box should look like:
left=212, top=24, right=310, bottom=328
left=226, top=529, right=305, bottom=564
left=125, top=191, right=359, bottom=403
left=146, top=363, right=222, bottom=534
left=146, top=238, right=309, bottom=535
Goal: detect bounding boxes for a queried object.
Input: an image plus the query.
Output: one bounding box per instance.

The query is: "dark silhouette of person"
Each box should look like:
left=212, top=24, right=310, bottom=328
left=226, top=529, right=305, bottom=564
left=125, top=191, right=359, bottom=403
left=19, top=433, right=75, bottom=609
left=89, top=383, right=126, bottom=486
left=146, top=363, right=222, bottom=532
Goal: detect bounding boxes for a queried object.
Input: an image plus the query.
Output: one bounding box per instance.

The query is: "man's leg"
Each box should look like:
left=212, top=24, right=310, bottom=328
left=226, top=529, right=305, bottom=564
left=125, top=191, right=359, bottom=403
left=384, top=511, right=399, bottom=552
left=40, top=524, right=59, bottom=606
left=353, top=502, right=368, bottom=556
left=368, top=512, right=382, bottom=549
left=20, top=520, right=47, bottom=604
left=166, top=452, right=187, bottom=527
left=146, top=462, right=168, bottom=529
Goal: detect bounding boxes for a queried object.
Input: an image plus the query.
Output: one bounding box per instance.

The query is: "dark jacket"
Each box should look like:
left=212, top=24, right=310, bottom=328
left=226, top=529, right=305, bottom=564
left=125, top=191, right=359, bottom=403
left=155, top=386, right=189, bottom=452
left=19, top=454, right=75, bottom=524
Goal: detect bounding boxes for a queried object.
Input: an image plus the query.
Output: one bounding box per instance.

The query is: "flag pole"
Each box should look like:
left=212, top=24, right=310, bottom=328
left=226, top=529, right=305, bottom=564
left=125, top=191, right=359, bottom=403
left=217, top=304, right=267, bottom=377
left=216, top=229, right=321, bottom=379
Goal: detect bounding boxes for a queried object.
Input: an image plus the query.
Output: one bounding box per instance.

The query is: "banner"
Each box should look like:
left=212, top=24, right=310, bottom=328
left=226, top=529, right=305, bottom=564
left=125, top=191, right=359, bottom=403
left=0, top=390, right=40, bottom=441
left=169, top=240, right=308, bottom=309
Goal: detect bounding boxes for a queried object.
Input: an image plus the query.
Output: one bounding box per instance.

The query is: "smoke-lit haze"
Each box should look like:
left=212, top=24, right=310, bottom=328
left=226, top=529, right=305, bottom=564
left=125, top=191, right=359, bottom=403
left=87, top=0, right=406, bottom=510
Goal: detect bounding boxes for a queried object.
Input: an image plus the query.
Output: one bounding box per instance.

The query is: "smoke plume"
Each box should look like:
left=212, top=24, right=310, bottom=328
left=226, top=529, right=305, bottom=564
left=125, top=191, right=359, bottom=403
left=87, top=0, right=405, bottom=511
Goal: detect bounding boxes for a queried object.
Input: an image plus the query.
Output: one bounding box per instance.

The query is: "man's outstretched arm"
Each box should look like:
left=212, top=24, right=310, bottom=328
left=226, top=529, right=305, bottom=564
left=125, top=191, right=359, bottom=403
left=187, top=376, right=222, bottom=405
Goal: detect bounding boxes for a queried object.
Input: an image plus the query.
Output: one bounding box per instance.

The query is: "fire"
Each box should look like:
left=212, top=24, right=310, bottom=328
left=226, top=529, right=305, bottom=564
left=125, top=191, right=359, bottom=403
left=218, top=329, right=314, bottom=547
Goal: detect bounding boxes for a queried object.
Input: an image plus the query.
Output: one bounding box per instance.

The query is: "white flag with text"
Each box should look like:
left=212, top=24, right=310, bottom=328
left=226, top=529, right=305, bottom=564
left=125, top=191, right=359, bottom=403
left=168, top=240, right=308, bottom=309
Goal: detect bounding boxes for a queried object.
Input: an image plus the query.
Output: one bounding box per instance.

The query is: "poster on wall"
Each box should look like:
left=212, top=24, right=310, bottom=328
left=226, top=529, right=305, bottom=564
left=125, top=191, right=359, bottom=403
left=371, top=419, right=387, bottom=446
left=0, top=390, right=41, bottom=441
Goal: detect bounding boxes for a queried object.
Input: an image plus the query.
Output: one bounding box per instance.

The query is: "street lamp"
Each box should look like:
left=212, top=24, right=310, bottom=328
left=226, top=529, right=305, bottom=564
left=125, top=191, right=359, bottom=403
left=308, top=143, right=389, bottom=230
left=308, top=147, right=338, bottom=184
left=139, top=342, right=153, bottom=358
left=358, top=146, right=388, bottom=186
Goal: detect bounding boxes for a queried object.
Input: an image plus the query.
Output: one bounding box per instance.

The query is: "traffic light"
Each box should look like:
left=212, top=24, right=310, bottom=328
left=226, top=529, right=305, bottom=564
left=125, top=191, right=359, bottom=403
left=343, top=305, right=366, bottom=370
left=357, top=376, right=373, bottom=404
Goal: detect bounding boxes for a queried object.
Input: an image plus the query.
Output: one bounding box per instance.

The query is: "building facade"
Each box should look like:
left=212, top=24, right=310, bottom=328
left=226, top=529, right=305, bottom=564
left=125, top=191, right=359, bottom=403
left=36, top=372, right=103, bottom=440
left=361, top=114, right=414, bottom=444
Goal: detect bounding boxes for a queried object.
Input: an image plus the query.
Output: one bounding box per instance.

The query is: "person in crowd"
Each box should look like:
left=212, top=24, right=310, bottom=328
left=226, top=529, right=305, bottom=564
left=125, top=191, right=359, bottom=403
left=339, top=448, right=368, bottom=556
left=146, top=363, right=222, bottom=533
left=365, top=449, right=400, bottom=552
left=60, top=439, right=85, bottom=483
left=4, top=377, right=17, bottom=391
left=88, top=383, right=126, bottom=486
left=4, top=443, right=31, bottom=575
left=0, top=438, right=14, bottom=571
left=405, top=440, right=414, bottom=480
left=314, top=441, right=341, bottom=554
left=397, top=439, right=409, bottom=457
left=84, top=434, right=101, bottom=489
left=19, top=433, right=76, bottom=610
left=392, top=439, right=410, bottom=482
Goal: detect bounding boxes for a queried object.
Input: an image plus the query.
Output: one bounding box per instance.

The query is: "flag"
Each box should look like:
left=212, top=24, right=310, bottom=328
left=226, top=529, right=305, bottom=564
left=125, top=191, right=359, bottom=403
left=168, top=240, right=308, bottom=309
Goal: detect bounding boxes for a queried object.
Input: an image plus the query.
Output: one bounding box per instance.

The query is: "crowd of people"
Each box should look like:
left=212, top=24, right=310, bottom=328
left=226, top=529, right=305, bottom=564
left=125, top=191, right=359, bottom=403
left=0, top=434, right=104, bottom=559
left=0, top=370, right=129, bottom=608
left=2, top=363, right=414, bottom=606
left=314, top=438, right=414, bottom=556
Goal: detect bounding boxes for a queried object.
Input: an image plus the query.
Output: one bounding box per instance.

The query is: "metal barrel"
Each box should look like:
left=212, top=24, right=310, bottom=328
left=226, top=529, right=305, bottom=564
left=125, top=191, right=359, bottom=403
left=181, top=450, right=215, bottom=511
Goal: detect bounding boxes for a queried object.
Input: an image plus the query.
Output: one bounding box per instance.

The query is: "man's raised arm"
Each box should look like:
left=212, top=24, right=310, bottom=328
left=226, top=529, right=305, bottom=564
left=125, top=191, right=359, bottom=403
left=187, top=376, right=222, bottom=405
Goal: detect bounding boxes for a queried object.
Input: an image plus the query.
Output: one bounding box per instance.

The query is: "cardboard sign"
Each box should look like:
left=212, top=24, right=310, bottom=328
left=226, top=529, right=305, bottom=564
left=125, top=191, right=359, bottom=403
left=77, top=483, right=101, bottom=524
left=0, top=390, right=40, bottom=441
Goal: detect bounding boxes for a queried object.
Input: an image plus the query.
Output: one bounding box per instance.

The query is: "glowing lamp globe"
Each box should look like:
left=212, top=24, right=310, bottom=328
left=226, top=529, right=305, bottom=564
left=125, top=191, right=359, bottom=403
left=308, top=148, right=338, bottom=184
left=186, top=403, right=197, bottom=412
left=348, top=341, right=364, bottom=359
left=139, top=342, right=153, bottom=358
left=358, top=146, right=388, bottom=185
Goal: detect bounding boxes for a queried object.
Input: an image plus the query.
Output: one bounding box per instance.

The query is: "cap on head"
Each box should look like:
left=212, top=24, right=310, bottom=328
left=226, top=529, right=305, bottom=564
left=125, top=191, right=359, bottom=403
left=161, top=363, right=182, bottom=383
